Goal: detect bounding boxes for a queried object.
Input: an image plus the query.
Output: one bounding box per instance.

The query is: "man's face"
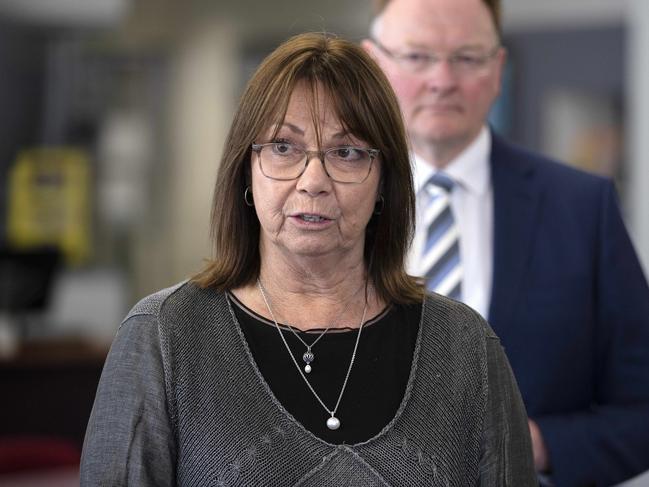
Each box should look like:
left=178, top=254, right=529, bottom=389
left=365, top=0, right=505, bottom=157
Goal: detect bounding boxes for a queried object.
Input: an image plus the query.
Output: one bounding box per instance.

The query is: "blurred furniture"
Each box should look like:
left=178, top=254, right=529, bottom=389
left=0, top=248, right=59, bottom=309
left=0, top=435, right=80, bottom=474
left=0, top=247, right=59, bottom=340
left=0, top=338, right=107, bottom=449
left=0, top=466, right=79, bottom=487
left=0, top=337, right=104, bottom=485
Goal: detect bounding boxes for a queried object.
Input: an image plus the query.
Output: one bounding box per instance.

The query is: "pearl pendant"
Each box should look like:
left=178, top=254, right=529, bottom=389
left=326, top=416, right=340, bottom=430
left=304, top=364, right=312, bottom=374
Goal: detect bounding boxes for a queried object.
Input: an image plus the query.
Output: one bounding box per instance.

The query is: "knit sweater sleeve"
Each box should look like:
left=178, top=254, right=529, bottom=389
left=478, top=325, right=537, bottom=486
left=80, top=312, right=176, bottom=486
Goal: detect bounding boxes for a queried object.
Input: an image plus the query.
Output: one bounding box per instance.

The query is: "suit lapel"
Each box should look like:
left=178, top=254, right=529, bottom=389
left=487, top=135, right=543, bottom=336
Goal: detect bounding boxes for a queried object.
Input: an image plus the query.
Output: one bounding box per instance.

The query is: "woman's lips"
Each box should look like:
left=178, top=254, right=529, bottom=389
left=299, top=214, right=328, bottom=222
left=289, top=213, right=334, bottom=227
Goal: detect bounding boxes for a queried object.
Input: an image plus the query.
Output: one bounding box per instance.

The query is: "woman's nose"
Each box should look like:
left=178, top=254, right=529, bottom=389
left=295, top=153, right=332, bottom=195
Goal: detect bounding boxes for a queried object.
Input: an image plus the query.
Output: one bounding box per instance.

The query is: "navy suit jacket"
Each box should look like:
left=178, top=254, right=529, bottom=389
left=487, top=133, right=649, bottom=487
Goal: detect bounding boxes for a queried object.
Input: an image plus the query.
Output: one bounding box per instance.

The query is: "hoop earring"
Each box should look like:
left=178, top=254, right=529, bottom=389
left=374, top=195, right=384, bottom=215
left=244, top=186, right=254, bottom=207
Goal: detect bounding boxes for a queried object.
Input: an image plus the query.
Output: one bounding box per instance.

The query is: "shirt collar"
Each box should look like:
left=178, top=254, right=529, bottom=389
left=413, top=126, right=491, bottom=196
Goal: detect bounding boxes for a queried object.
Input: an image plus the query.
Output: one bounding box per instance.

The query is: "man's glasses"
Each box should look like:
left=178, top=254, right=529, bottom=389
left=372, top=38, right=500, bottom=76
left=251, top=142, right=379, bottom=184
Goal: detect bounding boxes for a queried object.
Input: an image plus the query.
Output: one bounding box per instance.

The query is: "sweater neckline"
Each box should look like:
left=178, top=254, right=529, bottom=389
left=224, top=292, right=427, bottom=449
left=226, top=290, right=392, bottom=333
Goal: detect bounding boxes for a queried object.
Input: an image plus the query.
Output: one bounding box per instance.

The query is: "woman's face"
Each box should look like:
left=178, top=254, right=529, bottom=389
left=251, top=83, right=382, bottom=263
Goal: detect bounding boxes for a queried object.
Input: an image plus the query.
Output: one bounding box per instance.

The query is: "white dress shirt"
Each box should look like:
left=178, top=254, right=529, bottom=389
left=407, top=126, right=494, bottom=318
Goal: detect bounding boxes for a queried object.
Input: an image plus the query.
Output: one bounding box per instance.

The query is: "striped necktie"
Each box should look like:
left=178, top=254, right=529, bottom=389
left=420, top=173, right=462, bottom=299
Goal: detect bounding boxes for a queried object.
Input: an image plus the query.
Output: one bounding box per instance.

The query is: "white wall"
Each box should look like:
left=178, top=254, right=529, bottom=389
left=166, top=17, right=238, bottom=283
left=503, top=0, right=625, bottom=30
left=627, top=0, right=649, bottom=274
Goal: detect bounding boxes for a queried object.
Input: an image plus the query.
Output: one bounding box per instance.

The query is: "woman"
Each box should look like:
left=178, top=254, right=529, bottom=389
left=81, top=32, right=536, bottom=485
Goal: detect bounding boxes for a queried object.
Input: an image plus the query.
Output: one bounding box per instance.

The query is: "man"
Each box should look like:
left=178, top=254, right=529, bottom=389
left=363, top=1, right=649, bottom=485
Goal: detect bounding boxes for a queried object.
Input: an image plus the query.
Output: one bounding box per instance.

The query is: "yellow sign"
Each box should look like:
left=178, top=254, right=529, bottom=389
left=7, top=147, right=91, bottom=265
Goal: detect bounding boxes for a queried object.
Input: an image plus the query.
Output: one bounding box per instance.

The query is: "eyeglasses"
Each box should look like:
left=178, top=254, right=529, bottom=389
left=372, top=38, right=500, bottom=76
left=251, top=142, right=379, bottom=184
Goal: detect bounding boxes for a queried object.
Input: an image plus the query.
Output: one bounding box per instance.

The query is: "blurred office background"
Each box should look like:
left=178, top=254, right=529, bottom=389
left=0, top=0, right=647, bottom=484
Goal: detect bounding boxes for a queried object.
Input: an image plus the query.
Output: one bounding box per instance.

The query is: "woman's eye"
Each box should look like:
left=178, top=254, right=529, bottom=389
left=331, top=147, right=361, bottom=161
left=272, top=143, right=292, bottom=154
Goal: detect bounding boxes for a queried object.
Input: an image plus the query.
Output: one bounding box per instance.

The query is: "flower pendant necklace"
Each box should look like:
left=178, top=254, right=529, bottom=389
left=280, top=283, right=361, bottom=374
left=257, top=279, right=367, bottom=431
left=285, top=323, right=329, bottom=374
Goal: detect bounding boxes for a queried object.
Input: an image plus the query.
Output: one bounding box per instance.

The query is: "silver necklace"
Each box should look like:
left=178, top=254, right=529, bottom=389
left=280, top=283, right=362, bottom=374
left=257, top=278, right=368, bottom=431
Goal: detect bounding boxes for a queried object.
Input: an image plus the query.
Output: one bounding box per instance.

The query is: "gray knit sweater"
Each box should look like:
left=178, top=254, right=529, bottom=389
left=81, top=281, right=536, bottom=486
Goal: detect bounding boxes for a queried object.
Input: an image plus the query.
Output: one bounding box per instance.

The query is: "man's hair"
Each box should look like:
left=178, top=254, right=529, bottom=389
left=372, top=0, right=501, bottom=37
left=194, top=32, right=423, bottom=304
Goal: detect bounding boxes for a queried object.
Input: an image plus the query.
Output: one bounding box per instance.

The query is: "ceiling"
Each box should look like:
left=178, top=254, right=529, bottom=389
left=0, top=0, right=627, bottom=31
left=0, top=0, right=130, bottom=27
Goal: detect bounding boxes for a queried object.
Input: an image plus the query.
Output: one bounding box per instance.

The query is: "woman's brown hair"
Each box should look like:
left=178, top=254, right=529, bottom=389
left=194, top=32, right=423, bottom=304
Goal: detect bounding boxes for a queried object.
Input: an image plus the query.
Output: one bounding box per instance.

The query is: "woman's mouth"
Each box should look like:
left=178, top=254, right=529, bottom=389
left=299, top=214, right=328, bottom=222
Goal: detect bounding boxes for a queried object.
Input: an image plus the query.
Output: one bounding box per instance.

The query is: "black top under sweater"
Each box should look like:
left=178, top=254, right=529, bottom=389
left=229, top=293, right=421, bottom=445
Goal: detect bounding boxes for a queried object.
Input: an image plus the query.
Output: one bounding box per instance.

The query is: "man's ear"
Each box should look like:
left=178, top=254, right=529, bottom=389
left=493, top=46, right=508, bottom=99
left=361, top=39, right=378, bottom=61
